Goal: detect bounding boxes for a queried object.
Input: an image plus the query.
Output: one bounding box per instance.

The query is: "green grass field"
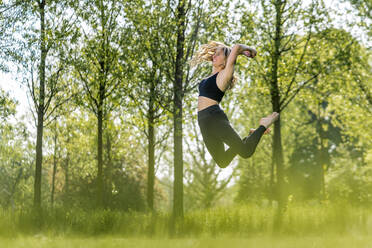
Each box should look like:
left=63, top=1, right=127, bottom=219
left=1, top=203, right=371, bottom=247
left=2, top=235, right=372, bottom=248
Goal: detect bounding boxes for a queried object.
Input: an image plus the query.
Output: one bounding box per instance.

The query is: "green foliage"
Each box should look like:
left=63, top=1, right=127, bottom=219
left=326, top=145, right=372, bottom=205
left=0, top=89, right=16, bottom=120
left=0, top=111, right=34, bottom=209
left=39, top=110, right=149, bottom=211
left=343, top=0, right=372, bottom=20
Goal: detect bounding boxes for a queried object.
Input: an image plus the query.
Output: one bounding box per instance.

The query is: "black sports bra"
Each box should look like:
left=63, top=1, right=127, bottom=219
left=198, top=72, right=225, bottom=102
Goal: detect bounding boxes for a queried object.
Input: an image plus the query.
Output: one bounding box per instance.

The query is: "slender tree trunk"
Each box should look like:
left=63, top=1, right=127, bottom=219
left=8, top=167, right=23, bottom=210
left=96, top=0, right=107, bottom=209
left=63, top=155, right=70, bottom=204
left=272, top=116, right=285, bottom=231
left=270, top=156, right=275, bottom=201
left=319, top=144, right=326, bottom=200
left=147, top=81, right=155, bottom=211
left=272, top=0, right=285, bottom=231
left=317, top=109, right=327, bottom=201
left=64, top=131, right=70, bottom=204
left=34, top=0, right=46, bottom=212
left=34, top=109, right=44, bottom=211
left=51, top=124, right=57, bottom=208
left=105, top=132, right=113, bottom=208
left=173, top=0, right=186, bottom=223
left=97, top=104, right=104, bottom=208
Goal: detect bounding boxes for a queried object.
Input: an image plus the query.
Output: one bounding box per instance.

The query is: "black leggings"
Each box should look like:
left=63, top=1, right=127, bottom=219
left=197, top=104, right=266, bottom=168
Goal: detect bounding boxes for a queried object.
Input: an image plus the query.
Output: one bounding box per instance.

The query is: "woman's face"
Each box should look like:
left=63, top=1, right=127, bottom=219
left=212, top=47, right=226, bottom=68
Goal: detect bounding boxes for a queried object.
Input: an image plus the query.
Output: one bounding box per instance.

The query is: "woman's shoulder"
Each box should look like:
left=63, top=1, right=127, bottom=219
left=203, top=72, right=219, bottom=81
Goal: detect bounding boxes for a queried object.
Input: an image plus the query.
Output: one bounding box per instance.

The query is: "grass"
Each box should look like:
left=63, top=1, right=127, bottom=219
left=0, top=202, right=371, bottom=247
left=1, top=234, right=372, bottom=248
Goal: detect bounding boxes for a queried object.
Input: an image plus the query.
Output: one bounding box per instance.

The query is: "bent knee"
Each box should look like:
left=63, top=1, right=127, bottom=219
left=239, top=149, right=254, bottom=159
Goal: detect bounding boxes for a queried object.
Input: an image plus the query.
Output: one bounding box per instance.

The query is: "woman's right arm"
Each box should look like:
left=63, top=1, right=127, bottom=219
left=216, top=44, right=257, bottom=91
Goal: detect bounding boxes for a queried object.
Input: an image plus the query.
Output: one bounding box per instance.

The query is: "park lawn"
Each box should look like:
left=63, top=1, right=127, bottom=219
left=1, top=234, right=372, bottom=248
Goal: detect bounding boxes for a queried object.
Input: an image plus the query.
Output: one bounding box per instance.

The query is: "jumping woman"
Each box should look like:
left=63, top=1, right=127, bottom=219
left=190, top=41, right=279, bottom=168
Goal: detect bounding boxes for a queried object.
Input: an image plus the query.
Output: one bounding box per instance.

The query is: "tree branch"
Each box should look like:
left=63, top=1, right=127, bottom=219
left=280, top=73, right=319, bottom=110
left=280, top=27, right=312, bottom=106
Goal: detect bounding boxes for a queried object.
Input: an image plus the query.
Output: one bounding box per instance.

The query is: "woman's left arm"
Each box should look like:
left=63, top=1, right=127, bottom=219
left=216, top=44, right=257, bottom=91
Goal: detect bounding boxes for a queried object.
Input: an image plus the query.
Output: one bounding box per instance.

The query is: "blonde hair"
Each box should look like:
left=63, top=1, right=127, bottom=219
left=189, top=40, right=237, bottom=90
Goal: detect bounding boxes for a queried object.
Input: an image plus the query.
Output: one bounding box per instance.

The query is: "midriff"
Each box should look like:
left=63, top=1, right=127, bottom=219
left=198, top=96, right=219, bottom=112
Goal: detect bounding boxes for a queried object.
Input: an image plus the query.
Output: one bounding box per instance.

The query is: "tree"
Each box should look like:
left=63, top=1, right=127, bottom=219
left=72, top=0, right=130, bottom=208
left=122, top=0, right=174, bottom=211
left=301, top=29, right=371, bottom=199
left=1, top=0, right=76, bottom=212
left=238, top=0, right=355, bottom=229
left=172, top=0, right=187, bottom=223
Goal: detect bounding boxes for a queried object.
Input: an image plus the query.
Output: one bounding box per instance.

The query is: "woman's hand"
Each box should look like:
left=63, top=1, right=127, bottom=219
left=233, top=44, right=257, bottom=58
left=242, top=48, right=257, bottom=58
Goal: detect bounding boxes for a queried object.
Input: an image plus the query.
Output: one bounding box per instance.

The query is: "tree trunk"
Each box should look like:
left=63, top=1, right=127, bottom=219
left=34, top=0, right=46, bottom=212
left=97, top=105, right=104, bottom=208
left=272, top=0, right=285, bottom=231
left=51, top=124, right=57, bottom=208
left=105, top=132, right=113, bottom=208
left=147, top=81, right=155, bottom=211
left=171, top=0, right=186, bottom=234
left=63, top=131, right=70, bottom=205
left=317, top=110, right=327, bottom=201
left=8, top=167, right=23, bottom=211
left=319, top=143, right=326, bottom=200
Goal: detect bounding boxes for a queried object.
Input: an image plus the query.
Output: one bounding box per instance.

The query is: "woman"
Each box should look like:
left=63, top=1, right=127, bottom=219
left=190, top=41, right=279, bottom=168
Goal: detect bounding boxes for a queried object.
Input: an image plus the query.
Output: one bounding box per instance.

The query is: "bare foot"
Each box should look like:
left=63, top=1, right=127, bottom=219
left=259, top=112, right=279, bottom=129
